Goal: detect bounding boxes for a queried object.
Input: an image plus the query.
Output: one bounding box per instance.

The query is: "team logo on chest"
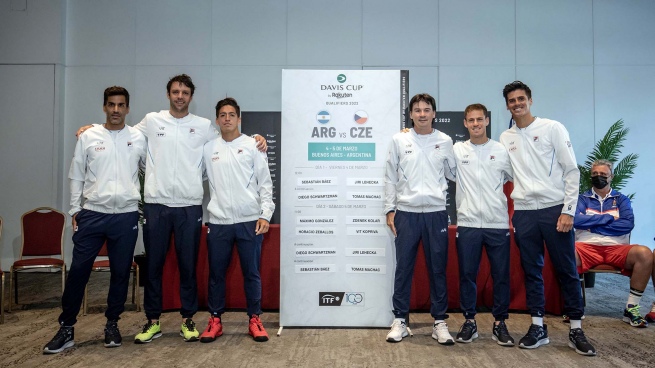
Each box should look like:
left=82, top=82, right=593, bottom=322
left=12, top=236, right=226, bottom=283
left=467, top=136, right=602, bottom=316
left=189, top=128, right=195, bottom=134
left=127, top=142, right=133, bottom=147
left=434, top=145, right=440, bottom=150
left=238, top=149, right=244, bottom=154
left=212, top=152, right=220, bottom=162
left=533, top=136, right=539, bottom=142
left=490, top=155, right=495, bottom=161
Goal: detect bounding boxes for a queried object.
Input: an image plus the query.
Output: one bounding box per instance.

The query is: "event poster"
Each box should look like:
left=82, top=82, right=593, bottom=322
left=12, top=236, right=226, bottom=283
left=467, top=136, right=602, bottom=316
left=280, top=70, right=408, bottom=327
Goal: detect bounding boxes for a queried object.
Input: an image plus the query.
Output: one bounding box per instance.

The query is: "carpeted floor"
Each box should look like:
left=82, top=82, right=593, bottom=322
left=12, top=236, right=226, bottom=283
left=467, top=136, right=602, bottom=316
left=0, top=272, right=653, bottom=367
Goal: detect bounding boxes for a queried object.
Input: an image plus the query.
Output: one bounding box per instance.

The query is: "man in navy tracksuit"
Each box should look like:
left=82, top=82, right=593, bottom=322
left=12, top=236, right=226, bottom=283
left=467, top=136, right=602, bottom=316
left=198, top=97, right=275, bottom=343
left=384, top=93, right=457, bottom=345
left=499, top=81, right=595, bottom=356
left=574, top=159, right=655, bottom=327
left=44, top=86, right=146, bottom=354
left=452, top=104, right=515, bottom=346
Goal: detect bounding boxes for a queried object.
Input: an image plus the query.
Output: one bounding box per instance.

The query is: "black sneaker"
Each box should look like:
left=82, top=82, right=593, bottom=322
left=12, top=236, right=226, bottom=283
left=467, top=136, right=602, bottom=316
left=492, top=320, right=515, bottom=346
left=568, top=328, right=596, bottom=356
left=43, top=326, right=74, bottom=354
left=455, top=320, right=478, bottom=343
left=518, top=324, right=549, bottom=349
left=104, top=320, right=122, bottom=348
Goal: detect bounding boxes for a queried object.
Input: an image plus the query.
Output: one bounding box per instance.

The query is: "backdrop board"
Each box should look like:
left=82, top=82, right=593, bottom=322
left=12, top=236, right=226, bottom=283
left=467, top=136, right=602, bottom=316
left=281, top=69, right=408, bottom=327
left=241, top=112, right=281, bottom=224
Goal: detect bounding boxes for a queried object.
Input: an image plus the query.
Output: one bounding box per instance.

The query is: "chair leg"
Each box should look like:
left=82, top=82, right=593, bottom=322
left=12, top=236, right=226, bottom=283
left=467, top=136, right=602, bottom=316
left=83, top=285, right=88, bottom=316
left=1, top=272, right=5, bottom=324
left=135, top=265, right=140, bottom=312
left=131, top=268, right=136, bottom=305
left=580, top=273, right=587, bottom=306
left=62, top=264, right=66, bottom=297
left=13, top=270, right=18, bottom=308
left=8, top=267, right=13, bottom=313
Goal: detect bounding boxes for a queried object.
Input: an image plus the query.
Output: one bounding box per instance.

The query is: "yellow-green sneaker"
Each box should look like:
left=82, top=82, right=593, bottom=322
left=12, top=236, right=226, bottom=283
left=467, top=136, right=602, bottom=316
left=180, top=318, right=199, bottom=342
left=134, top=320, right=161, bottom=344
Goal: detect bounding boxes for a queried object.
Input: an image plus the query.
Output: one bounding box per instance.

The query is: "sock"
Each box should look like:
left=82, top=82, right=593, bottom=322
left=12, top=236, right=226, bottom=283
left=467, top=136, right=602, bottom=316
left=396, top=318, right=405, bottom=323
left=627, top=287, right=644, bottom=308
left=434, top=319, right=445, bottom=325
left=570, top=320, right=582, bottom=329
left=531, top=317, right=543, bottom=326
left=651, top=302, right=655, bottom=313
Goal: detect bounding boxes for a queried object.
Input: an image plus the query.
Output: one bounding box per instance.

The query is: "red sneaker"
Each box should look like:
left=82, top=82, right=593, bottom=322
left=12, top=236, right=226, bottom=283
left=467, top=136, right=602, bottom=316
left=248, top=315, right=269, bottom=342
left=646, top=310, right=655, bottom=324
left=200, top=316, right=223, bottom=343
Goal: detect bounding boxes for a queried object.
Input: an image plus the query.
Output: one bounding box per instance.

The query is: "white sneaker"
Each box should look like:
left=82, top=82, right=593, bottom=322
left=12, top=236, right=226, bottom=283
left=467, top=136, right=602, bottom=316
left=386, top=319, right=408, bottom=342
left=432, top=321, right=454, bottom=345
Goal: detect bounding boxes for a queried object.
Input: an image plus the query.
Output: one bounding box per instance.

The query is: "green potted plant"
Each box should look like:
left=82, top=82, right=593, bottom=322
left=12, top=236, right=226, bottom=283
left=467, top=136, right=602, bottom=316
left=578, top=119, right=638, bottom=198
left=578, top=119, right=638, bottom=287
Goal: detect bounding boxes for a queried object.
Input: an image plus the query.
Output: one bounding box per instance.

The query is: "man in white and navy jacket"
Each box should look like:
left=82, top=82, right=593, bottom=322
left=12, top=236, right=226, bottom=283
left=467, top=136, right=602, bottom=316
left=574, top=159, right=655, bottom=327
left=44, top=87, right=146, bottom=354
left=199, top=97, right=274, bottom=344
left=384, top=93, right=456, bottom=345
left=499, top=81, right=595, bottom=356
left=452, top=104, right=514, bottom=346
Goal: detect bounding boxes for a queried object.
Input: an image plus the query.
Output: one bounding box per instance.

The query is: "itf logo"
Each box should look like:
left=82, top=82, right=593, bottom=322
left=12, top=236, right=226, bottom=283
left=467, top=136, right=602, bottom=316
left=319, top=292, right=345, bottom=306
left=316, top=111, right=330, bottom=124
left=337, top=74, right=346, bottom=83
left=318, top=292, right=365, bottom=306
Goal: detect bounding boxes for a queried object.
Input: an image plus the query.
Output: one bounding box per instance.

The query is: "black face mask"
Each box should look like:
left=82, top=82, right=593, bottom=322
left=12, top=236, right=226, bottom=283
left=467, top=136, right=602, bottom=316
left=591, top=175, right=609, bottom=189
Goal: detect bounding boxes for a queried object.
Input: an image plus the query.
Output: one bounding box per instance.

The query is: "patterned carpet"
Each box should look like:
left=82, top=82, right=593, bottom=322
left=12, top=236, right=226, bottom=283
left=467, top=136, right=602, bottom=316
left=0, top=272, right=653, bottom=367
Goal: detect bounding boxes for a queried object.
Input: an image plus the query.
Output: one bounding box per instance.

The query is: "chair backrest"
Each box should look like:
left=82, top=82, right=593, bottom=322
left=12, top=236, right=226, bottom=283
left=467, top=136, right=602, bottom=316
left=20, top=207, right=65, bottom=258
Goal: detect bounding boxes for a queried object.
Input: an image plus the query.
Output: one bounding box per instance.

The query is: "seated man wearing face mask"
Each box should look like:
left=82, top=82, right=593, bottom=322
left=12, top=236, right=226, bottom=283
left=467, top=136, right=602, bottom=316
left=574, top=159, right=654, bottom=328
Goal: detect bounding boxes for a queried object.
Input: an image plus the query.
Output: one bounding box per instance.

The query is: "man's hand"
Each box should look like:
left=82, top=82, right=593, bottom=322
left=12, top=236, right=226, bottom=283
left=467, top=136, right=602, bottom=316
left=255, top=219, right=270, bottom=235
left=254, top=135, right=268, bottom=152
left=72, top=213, right=79, bottom=232
left=76, top=124, right=94, bottom=138
left=401, top=128, right=410, bottom=133
left=386, top=212, right=396, bottom=237
left=556, top=214, right=573, bottom=232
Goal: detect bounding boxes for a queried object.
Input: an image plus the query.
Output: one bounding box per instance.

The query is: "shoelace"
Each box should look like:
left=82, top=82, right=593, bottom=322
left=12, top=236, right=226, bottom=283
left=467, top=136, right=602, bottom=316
left=435, top=322, right=449, bottom=332
left=525, top=324, right=544, bottom=338
left=142, top=321, right=155, bottom=333
left=185, top=319, right=196, bottom=332
left=627, top=305, right=641, bottom=317
left=460, top=321, right=475, bottom=334
left=570, top=328, right=588, bottom=343
left=105, top=321, right=119, bottom=335
left=207, top=317, right=220, bottom=332
left=54, top=327, right=71, bottom=340
left=496, top=322, right=510, bottom=336
left=251, top=317, right=264, bottom=331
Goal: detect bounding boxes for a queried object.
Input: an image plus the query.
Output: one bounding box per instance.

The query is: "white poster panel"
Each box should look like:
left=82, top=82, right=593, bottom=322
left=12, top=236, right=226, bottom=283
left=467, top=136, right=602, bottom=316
left=281, top=69, right=407, bottom=327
